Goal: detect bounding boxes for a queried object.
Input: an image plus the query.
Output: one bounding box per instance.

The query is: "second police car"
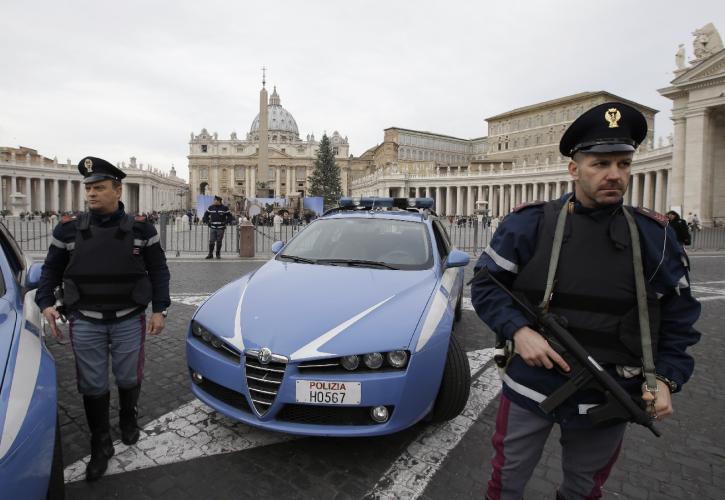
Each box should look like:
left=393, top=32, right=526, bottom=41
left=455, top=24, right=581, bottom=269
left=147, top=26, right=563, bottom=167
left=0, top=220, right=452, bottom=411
left=186, top=197, right=471, bottom=436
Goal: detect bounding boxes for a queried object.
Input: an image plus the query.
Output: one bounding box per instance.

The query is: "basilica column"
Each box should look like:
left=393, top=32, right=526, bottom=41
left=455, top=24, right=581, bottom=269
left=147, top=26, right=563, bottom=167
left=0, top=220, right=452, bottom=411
left=555, top=181, right=562, bottom=199
left=65, top=180, right=73, bottom=212
left=275, top=166, right=281, bottom=197
left=509, top=184, right=515, bottom=214
left=285, top=167, right=292, bottom=196
left=435, top=187, right=442, bottom=214
left=250, top=166, right=257, bottom=198
left=456, top=186, right=464, bottom=215
left=467, top=185, right=474, bottom=215
left=544, top=182, right=550, bottom=201
left=25, top=177, right=33, bottom=212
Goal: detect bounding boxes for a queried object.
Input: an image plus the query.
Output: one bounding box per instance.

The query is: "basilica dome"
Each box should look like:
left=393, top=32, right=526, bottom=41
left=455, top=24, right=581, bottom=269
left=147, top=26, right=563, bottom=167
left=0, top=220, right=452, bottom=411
left=249, top=87, right=300, bottom=139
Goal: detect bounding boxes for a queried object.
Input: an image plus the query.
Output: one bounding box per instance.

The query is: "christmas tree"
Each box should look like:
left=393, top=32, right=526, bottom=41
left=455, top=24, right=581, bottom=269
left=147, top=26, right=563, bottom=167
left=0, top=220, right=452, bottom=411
left=308, top=133, right=342, bottom=210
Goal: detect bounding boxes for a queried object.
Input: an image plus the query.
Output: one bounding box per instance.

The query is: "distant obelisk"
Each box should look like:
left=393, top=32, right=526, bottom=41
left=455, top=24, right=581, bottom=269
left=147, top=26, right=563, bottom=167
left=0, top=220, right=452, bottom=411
left=257, top=66, right=269, bottom=197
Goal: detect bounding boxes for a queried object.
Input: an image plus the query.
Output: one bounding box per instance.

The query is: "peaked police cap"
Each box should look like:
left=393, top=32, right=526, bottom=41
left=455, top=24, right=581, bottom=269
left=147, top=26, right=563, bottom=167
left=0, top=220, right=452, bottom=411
left=78, top=156, right=126, bottom=184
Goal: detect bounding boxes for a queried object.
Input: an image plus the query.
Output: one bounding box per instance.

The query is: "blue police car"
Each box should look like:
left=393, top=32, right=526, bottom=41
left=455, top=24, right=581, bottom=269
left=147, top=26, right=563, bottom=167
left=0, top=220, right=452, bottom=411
left=187, top=197, right=472, bottom=436
left=0, top=223, right=63, bottom=498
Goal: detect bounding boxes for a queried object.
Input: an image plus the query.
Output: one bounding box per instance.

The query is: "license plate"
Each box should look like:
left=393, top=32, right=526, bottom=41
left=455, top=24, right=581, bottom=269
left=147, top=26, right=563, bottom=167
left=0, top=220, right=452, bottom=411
left=295, top=380, right=361, bottom=405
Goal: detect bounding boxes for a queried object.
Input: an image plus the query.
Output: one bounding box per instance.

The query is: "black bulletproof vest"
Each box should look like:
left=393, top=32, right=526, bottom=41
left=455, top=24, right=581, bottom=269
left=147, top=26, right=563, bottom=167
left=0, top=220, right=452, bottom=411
left=63, top=213, right=153, bottom=312
left=512, top=200, right=660, bottom=366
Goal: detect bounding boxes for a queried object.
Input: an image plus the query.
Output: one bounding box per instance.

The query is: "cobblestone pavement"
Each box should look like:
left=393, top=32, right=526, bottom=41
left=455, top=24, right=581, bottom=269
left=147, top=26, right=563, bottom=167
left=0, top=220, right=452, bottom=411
left=45, top=254, right=725, bottom=499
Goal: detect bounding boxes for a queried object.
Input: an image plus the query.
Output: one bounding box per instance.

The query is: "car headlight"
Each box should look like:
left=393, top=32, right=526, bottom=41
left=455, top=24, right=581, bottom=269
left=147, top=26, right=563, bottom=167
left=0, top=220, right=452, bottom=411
left=363, top=352, right=384, bottom=369
left=386, top=350, right=408, bottom=368
left=341, top=355, right=360, bottom=371
left=190, top=320, right=240, bottom=362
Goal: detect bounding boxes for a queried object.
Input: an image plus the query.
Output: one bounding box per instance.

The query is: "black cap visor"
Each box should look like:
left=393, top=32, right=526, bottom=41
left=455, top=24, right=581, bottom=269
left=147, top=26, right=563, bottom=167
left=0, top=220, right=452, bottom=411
left=82, top=174, right=120, bottom=184
left=573, top=139, right=636, bottom=156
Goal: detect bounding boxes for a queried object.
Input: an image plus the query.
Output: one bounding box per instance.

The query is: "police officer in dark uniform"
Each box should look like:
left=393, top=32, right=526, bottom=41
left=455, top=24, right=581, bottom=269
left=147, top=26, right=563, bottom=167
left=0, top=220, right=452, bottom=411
left=471, top=103, right=701, bottom=500
left=202, top=195, right=233, bottom=259
left=36, top=156, right=171, bottom=481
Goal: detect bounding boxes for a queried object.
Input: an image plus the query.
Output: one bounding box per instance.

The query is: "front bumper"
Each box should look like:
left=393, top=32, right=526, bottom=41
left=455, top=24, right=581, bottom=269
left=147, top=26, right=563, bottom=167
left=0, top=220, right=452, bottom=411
left=186, top=335, right=449, bottom=437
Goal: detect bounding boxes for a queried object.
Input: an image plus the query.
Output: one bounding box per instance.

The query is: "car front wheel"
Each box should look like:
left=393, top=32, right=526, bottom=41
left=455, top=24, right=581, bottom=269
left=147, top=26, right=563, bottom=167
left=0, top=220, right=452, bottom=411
left=430, top=335, right=471, bottom=422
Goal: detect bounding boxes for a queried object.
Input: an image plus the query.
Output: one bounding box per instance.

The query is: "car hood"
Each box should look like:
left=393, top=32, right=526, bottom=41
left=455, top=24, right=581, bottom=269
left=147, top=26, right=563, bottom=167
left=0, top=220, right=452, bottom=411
left=195, top=260, right=439, bottom=360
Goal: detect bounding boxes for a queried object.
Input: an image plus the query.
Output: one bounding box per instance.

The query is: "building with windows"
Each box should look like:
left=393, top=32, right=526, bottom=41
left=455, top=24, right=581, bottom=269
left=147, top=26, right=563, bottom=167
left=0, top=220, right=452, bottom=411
left=0, top=147, right=188, bottom=215
left=352, top=23, right=725, bottom=225
left=187, top=83, right=354, bottom=212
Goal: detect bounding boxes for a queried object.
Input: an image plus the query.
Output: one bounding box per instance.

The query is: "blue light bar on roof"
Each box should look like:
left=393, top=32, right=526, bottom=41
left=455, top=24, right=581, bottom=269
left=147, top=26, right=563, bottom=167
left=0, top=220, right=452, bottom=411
left=338, top=197, right=434, bottom=210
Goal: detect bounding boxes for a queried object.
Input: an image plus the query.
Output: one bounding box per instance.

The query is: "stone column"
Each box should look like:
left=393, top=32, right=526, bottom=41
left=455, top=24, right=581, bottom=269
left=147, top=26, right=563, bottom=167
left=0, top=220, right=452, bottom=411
left=498, top=185, right=505, bottom=217
left=65, top=180, right=73, bottom=212
left=643, top=172, right=653, bottom=209
left=544, top=182, right=550, bottom=201
left=630, top=173, right=640, bottom=207
left=454, top=186, right=462, bottom=215
left=435, top=186, right=442, bottom=214
left=467, top=185, right=474, bottom=215
left=669, top=117, right=686, bottom=212
left=654, top=170, right=664, bottom=213
left=37, top=178, right=46, bottom=212
left=77, top=181, right=85, bottom=211
left=50, top=179, right=59, bottom=211
left=25, top=177, right=33, bottom=212
left=275, top=166, right=281, bottom=197
left=446, top=186, right=454, bottom=216
left=683, top=111, right=709, bottom=222
left=478, top=185, right=484, bottom=207
left=250, top=167, right=257, bottom=198
left=509, top=184, right=515, bottom=213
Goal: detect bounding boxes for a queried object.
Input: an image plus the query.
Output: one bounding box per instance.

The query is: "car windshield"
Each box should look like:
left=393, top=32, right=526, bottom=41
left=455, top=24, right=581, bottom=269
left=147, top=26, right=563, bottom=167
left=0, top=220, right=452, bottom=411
left=278, top=217, right=433, bottom=270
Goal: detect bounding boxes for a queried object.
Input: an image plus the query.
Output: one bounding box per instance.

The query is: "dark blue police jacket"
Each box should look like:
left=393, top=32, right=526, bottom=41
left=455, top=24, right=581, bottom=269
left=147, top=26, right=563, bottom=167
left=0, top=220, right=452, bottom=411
left=471, top=193, right=701, bottom=428
left=35, top=202, right=171, bottom=321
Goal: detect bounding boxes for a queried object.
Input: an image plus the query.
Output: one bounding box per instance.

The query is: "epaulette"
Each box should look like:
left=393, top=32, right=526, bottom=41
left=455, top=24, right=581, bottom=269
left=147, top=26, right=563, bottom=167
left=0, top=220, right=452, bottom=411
left=134, top=215, right=147, bottom=222
left=512, top=201, right=546, bottom=213
left=634, top=207, right=668, bottom=227
left=61, top=215, right=77, bottom=224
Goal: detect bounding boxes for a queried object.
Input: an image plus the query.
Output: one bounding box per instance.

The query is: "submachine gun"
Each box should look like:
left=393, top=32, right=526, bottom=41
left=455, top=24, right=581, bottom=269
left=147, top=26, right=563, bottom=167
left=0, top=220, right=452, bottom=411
left=479, top=268, right=661, bottom=437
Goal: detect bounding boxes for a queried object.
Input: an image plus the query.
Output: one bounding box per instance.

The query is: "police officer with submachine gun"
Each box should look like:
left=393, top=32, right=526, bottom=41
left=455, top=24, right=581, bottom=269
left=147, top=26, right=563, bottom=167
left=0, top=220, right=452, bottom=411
left=471, top=103, right=701, bottom=500
left=202, top=195, right=233, bottom=259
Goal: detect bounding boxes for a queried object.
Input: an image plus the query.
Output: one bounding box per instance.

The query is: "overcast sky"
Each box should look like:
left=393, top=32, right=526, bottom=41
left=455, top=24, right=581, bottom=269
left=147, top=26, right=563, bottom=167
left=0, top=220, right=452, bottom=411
left=1, top=1, right=723, bottom=181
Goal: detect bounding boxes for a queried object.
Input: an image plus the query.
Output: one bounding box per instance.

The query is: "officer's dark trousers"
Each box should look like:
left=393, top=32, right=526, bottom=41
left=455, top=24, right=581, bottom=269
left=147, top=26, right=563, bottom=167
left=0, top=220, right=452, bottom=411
left=69, top=314, right=146, bottom=395
left=486, top=394, right=626, bottom=500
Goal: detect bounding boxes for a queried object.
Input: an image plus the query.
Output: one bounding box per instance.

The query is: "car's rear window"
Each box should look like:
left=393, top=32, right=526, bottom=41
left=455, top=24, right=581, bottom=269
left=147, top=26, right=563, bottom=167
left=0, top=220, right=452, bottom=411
left=280, top=218, right=432, bottom=270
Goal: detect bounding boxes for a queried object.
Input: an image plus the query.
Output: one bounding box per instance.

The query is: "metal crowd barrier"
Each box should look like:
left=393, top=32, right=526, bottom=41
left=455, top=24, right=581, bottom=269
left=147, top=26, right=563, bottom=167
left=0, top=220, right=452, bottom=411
left=4, top=216, right=725, bottom=257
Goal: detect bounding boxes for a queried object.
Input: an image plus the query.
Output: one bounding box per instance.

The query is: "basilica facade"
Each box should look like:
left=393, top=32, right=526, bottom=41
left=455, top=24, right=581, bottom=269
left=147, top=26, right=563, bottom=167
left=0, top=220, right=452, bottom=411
left=187, top=85, right=354, bottom=212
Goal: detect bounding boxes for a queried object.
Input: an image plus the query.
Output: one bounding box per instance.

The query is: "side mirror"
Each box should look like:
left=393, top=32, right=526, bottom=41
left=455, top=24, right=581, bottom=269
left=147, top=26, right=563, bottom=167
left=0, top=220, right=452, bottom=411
left=24, top=262, right=43, bottom=290
left=444, top=249, right=469, bottom=268
left=271, top=241, right=285, bottom=254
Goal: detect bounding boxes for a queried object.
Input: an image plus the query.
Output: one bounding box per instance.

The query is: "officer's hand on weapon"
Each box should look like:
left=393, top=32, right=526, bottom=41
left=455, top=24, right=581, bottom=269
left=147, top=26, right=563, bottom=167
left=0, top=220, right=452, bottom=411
left=42, top=306, right=64, bottom=340
left=513, top=326, right=570, bottom=372
left=641, top=379, right=673, bottom=421
left=147, top=312, right=166, bottom=336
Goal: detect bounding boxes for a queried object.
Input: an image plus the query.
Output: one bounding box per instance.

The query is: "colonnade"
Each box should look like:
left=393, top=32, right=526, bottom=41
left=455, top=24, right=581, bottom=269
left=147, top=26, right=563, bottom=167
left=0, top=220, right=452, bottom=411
left=0, top=175, right=84, bottom=213
left=366, top=168, right=670, bottom=217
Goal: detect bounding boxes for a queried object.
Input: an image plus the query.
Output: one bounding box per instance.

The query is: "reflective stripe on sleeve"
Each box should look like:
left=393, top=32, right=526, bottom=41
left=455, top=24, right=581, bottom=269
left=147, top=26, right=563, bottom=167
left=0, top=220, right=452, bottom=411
left=484, top=245, right=520, bottom=274
left=133, top=239, right=147, bottom=247
left=51, top=236, right=68, bottom=249
left=147, top=234, right=160, bottom=246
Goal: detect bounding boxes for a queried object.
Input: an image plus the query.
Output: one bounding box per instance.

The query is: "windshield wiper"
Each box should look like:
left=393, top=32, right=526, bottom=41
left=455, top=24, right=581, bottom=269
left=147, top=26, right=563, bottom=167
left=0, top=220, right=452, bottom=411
left=278, top=254, right=317, bottom=264
left=316, top=259, right=399, bottom=270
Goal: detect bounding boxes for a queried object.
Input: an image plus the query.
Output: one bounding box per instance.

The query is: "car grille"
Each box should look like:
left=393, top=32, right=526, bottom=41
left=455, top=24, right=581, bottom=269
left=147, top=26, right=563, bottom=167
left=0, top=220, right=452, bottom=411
left=244, top=353, right=287, bottom=415
left=197, top=377, right=251, bottom=413
left=276, top=404, right=394, bottom=426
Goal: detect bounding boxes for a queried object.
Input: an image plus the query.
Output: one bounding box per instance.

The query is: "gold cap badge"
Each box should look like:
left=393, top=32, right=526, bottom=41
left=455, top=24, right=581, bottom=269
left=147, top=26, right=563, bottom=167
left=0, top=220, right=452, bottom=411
left=84, top=158, right=93, bottom=172
left=605, top=108, right=621, bottom=128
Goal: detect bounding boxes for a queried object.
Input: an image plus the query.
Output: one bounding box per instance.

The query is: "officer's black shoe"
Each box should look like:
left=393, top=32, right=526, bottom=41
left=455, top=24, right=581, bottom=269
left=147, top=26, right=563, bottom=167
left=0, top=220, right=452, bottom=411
left=83, top=392, right=115, bottom=482
left=86, top=432, right=114, bottom=482
left=118, top=385, right=141, bottom=445
left=205, top=254, right=213, bottom=259
left=215, top=254, right=221, bottom=259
